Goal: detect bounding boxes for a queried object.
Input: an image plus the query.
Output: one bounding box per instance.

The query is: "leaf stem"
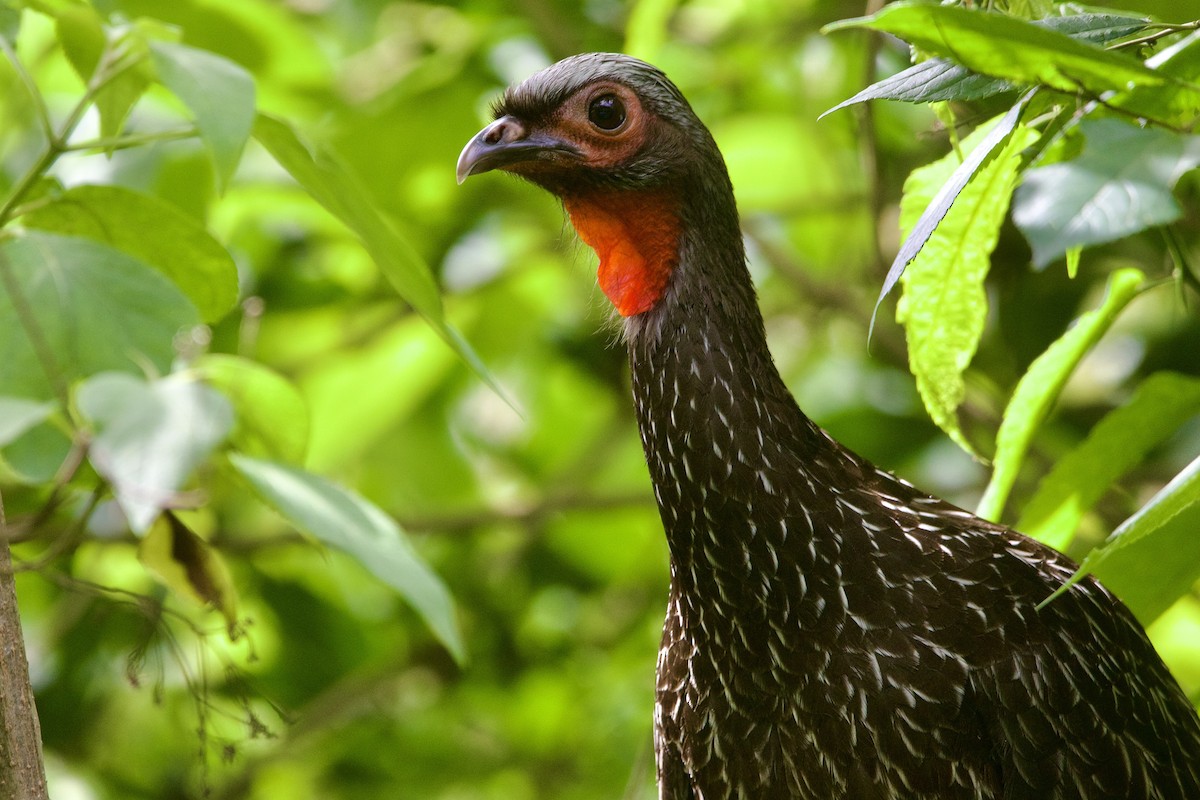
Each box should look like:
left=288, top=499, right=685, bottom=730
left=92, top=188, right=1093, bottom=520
left=62, top=127, right=199, bottom=153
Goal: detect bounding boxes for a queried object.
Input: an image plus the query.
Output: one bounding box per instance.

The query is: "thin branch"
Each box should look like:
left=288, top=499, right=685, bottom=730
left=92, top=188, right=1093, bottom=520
left=62, top=127, right=199, bottom=153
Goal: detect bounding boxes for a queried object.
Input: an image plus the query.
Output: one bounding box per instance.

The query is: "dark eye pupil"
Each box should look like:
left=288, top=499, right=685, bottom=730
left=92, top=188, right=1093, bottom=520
left=588, top=94, right=626, bottom=131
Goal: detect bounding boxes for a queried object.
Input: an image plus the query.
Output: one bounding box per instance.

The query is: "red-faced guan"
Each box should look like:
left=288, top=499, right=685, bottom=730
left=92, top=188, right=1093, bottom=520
left=456, top=52, right=1200, bottom=799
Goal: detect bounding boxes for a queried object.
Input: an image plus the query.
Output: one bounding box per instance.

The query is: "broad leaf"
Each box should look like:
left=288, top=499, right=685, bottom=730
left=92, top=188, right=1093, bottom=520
left=23, top=185, right=239, bottom=322
left=78, top=372, right=234, bottom=533
left=1045, top=455, right=1200, bottom=623
left=897, top=119, right=1039, bottom=453
left=1112, top=31, right=1200, bottom=128
left=197, top=354, right=309, bottom=463
left=149, top=40, right=255, bottom=191
left=1014, top=120, right=1200, bottom=268
left=0, top=397, right=54, bottom=447
left=56, top=5, right=105, bottom=84
left=229, top=453, right=465, bottom=663
left=0, top=232, right=200, bottom=400
left=139, top=513, right=239, bottom=634
left=826, top=3, right=1162, bottom=95
left=1017, top=372, right=1200, bottom=549
left=977, top=268, right=1144, bottom=521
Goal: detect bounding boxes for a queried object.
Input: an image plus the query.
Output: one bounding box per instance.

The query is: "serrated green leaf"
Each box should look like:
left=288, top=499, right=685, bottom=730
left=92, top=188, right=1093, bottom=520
left=897, top=118, right=1039, bottom=453
left=1013, top=120, right=1200, bottom=268
left=821, top=13, right=1148, bottom=115
left=0, top=397, right=54, bottom=447
left=139, top=513, right=238, bottom=634
left=56, top=5, right=105, bottom=84
left=1017, top=372, right=1200, bottom=549
left=78, top=372, right=233, bottom=533
left=825, top=2, right=1162, bottom=95
left=197, top=354, right=308, bottom=463
left=1045, top=455, right=1200, bottom=623
left=229, top=453, right=465, bottom=663
left=149, top=40, right=255, bottom=192
left=977, top=268, right=1144, bottom=522
left=22, top=185, right=238, bottom=322
left=0, top=232, right=200, bottom=401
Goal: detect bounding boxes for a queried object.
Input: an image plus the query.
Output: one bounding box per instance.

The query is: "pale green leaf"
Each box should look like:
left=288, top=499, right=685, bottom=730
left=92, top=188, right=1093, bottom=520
left=0, top=232, right=200, bottom=401
left=977, top=268, right=1144, bottom=521
left=22, top=185, right=239, bottom=322
left=1014, top=120, right=1200, bottom=268
left=1016, top=372, right=1200, bottom=549
left=78, top=372, right=234, bottom=533
left=229, top=453, right=465, bottom=663
left=149, top=40, right=255, bottom=191
left=56, top=5, right=105, bottom=84
left=0, top=397, right=54, bottom=447
left=197, top=354, right=309, bottom=463
left=897, top=119, right=1039, bottom=453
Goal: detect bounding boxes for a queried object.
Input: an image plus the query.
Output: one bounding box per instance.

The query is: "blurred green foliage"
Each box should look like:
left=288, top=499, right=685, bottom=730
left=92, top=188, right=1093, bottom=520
left=0, top=1, right=1198, bottom=798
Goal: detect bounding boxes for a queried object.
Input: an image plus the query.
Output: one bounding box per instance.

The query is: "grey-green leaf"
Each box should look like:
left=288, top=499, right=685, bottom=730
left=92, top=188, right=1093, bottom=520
left=1014, top=120, right=1200, bottom=268
left=149, top=40, right=256, bottom=191
left=22, top=185, right=239, bottom=322
left=0, top=397, right=54, bottom=448
left=229, top=453, right=465, bottom=663
left=78, top=372, right=234, bottom=533
left=0, top=232, right=200, bottom=401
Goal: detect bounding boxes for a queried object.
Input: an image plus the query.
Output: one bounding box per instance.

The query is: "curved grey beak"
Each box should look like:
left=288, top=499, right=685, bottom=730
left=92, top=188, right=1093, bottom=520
left=456, top=116, right=580, bottom=184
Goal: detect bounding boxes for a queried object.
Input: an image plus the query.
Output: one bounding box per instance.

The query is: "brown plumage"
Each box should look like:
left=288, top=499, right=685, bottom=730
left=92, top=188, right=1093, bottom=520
left=457, top=52, right=1200, bottom=799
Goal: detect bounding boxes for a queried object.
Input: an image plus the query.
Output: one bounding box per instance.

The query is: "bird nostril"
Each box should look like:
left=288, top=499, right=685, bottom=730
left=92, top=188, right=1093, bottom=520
left=484, top=123, right=505, bottom=145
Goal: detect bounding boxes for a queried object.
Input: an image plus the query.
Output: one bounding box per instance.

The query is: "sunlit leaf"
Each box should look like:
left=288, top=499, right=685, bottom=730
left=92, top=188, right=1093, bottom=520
left=149, top=40, right=255, bottom=191
left=897, top=118, right=1038, bottom=454
left=1013, top=120, right=1200, bottom=268
left=0, top=397, right=54, bottom=447
left=873, top=94, right=1031, bottom=333
left=0, top=232, right=200, bottom=401
left=977, top=268, right=1144, bottom=521
left=139, top=513, right=238, bottom=634
left=1017, top=373, right=1200, bottom=549
left=197, top=354, right=309, bottom=463
left=229, top=453, right=465, bottom=663
left=22, top=185, right=239, bottom=322
left=78, top=371, right=234, bottom=533
left=1112, top=31, right=1200, bottom=128
left=1044, top=455, right=1200, bottom=622
left=821, top=13, right=1147, bottom=115
left=56, top=5, right=105, bottom=84
left=825, top=3, right=1162, bottom=94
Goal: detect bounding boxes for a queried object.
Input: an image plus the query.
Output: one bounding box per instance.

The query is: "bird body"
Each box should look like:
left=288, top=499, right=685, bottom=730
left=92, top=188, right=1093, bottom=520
left=458, top=52, right=1200, bottom=799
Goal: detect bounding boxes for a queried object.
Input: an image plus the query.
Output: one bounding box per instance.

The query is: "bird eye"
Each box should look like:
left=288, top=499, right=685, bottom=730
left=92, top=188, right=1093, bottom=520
left=588, top=94, right=626, bottom=131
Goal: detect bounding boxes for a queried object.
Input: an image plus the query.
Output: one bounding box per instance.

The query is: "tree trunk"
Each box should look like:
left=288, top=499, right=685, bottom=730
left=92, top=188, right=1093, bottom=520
left=0, top=536, right=48, bottom=800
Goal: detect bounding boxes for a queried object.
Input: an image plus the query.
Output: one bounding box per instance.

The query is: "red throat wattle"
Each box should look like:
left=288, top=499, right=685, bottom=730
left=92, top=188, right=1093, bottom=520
left=564, top=190, right=681, bottom=316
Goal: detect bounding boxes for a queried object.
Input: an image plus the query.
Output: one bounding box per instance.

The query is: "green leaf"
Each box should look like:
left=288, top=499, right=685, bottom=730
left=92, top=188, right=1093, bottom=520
left=94, top=22, right=153, bottom=141
left=78, top=372, right=233, bottom=533
left=1013, top=120, right=1200, bottom=268
left=897, top=118, right=1039, bottom=453
left=875, top=93, right=1031, bottom=334
left=1045, top=455, right=1200, bottom=623
left=1016, top=373, right=1200, bottom=549
left=139, top=513, right=238, bottom=634
left=149, top=40, right=255, bottom=192
left=825, top=2, right=1162, bottom=95
left=0, top=397, right=54, bottom=447
left=977, top=268, right=1144, bottom=521
left=22, top=185, right=238, bottom=322
left=624, top=0, right=679, bottom=62
left=253, top=114, right=510, bottom=403
left=196, top=354, right=309, bottom=463
left=1112, top=30, right=1200, bottom=128
left=820, top=13, right=1148, bottom=115
left=229, top=453, right=465, bottom=663
left=0, top=5, right=19, bottom=43
left=0, top=232, right=200, bottom=400
left=56, top=5, right=105, bottom=84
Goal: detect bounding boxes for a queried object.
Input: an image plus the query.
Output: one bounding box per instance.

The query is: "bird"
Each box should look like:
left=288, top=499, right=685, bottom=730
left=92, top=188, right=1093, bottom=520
left=456, top=52, right=1200, bottom=799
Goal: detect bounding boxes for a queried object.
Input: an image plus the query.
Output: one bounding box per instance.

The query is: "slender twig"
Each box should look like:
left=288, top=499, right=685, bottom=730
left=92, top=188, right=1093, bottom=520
left=1108, top=20, right=1200, bottom=52
left=62, top=127, right=199, bottom=153
left=0, top=36, right=54, bottom=141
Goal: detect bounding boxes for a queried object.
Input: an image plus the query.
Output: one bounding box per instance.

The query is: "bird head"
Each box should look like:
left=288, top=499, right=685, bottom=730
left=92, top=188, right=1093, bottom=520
left=457, top=53, right=741, bottom=320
